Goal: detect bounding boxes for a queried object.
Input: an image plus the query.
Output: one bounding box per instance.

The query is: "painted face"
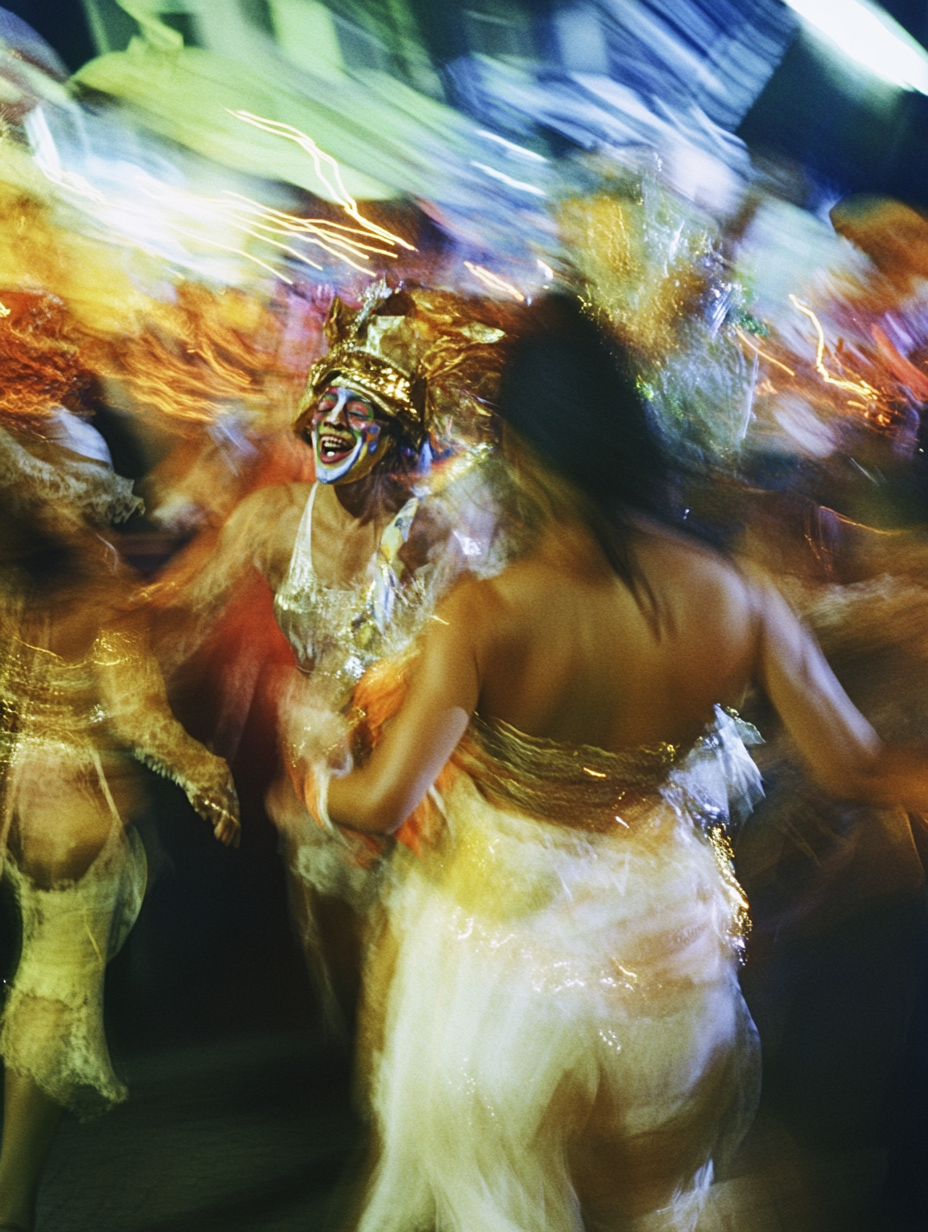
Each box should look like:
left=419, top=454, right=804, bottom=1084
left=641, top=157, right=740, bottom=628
left=310, top=385, right=390, bottom=484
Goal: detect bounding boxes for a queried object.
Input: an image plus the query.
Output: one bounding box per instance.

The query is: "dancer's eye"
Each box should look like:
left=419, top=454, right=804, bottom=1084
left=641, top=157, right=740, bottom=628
left=346, top=402, right=376, bottom=429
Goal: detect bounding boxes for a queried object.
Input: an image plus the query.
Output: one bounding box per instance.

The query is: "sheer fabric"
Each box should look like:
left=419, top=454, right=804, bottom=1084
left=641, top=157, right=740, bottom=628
left=357, top=710, right=762, bottom=1232
left=0, top=620, right=229, bottom=1114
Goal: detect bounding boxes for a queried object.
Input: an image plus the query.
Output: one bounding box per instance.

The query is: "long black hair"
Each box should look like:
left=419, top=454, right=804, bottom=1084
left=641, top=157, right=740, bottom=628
left=496, top=293, right=670, bottom=589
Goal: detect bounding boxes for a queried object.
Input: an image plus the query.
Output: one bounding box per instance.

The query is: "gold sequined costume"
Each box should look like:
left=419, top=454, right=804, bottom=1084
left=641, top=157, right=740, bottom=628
left=358, top=708, right=762, bottom=1232
left=0, top=623, right=233, bottom=1117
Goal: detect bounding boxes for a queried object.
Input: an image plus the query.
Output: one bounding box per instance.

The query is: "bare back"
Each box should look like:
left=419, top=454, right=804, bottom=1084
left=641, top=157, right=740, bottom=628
left=471, top=521, right=759, bottom=753
left=328, top=508, right=909, bottom=835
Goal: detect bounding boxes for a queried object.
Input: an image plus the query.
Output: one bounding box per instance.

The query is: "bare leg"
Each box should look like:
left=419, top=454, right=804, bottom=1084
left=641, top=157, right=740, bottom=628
left=0, top=796, right=119, bottom=1230
left=569, top=1036, right=740, bottom=1231
left=0, top=1068, right=63, bottom=1231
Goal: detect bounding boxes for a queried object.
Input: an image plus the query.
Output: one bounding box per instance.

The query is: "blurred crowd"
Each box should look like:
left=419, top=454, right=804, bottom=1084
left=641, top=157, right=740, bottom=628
left=0, top=2, right=928, bottom=1230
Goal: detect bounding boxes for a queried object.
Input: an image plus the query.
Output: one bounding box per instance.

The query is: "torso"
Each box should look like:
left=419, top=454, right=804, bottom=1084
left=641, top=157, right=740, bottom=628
left=271, top=482, right=425, bottom=695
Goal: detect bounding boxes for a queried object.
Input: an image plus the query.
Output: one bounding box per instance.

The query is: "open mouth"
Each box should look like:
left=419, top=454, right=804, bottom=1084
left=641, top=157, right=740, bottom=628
left=317, top=429, right=357, bottom=464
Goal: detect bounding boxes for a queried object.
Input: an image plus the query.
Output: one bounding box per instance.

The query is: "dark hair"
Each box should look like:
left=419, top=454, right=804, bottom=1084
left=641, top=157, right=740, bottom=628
left=496, top=294, right=669, bottom=583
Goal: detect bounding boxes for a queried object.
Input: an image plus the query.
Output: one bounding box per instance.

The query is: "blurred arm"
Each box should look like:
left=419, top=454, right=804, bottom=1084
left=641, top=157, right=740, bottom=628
left=755, top=578, right=928, bottom=810
left=147, top=486, right=282, bottom=671
left=95, top=611, right=240, bottom=845
left=327, top=586, right=484, bottom=834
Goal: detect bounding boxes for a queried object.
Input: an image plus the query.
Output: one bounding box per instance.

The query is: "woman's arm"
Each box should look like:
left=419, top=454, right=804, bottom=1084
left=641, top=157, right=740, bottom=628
left=326, top=584, right=487, bottom=834
left=755, top=577, right=928, bottom=809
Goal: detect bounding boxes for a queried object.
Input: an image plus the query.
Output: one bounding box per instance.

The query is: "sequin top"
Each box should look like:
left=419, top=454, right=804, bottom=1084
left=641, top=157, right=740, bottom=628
left=273, top=483, right=431, bottom=702
left=0, top=633, right=107, bottom=777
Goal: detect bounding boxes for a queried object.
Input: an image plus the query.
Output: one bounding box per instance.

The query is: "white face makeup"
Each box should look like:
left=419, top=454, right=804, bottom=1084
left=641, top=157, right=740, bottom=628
left=310, top=385, right=389, bottom=485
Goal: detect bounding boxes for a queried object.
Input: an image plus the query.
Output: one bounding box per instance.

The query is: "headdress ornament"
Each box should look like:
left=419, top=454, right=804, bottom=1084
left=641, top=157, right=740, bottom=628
left=296, top=280, right=513, bottom=447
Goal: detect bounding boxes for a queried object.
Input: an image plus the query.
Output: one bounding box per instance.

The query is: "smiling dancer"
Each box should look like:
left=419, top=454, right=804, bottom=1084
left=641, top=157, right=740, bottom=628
left=157, top=284, right=511, bottom=1026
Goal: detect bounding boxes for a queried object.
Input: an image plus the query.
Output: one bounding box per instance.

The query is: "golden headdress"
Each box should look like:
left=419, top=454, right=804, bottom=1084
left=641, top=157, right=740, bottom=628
left=295, top=281, right=515, bottom=447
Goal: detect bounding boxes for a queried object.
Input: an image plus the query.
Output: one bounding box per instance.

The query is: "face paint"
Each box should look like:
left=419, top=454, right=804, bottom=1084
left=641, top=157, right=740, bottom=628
left=310, top=385, right=389, bottom=484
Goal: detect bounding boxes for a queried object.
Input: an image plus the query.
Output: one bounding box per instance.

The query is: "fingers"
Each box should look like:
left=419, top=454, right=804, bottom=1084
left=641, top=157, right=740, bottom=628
left=212, top=809, right=241, bottom=848
left=207, top=796, right=240, bottom=846
left=192, top=788, right=241, bottom=846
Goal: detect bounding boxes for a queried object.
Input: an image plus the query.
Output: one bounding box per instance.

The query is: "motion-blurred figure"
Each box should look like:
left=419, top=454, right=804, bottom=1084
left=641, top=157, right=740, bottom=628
left=0, top=432, right=238, bottom=1232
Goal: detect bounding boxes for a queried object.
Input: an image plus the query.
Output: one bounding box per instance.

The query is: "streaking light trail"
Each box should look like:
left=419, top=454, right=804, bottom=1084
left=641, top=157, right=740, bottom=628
left=475, top=130, right=548, bottom=163
left=470, top=162, right=546, bottom=197
left=136, top=176, right=403, bottom=274
left=789, top=295, right=879, bottom=401
left=228, top=110, right=416, bottom=252
left=735, top=327, right=796, bottom=377
left=28, top=107, right=413, bottom=282
left=463, top=262, right=526, bottom=302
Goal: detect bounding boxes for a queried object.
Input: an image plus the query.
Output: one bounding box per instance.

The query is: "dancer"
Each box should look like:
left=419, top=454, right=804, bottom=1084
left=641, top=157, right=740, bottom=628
left=155, top=284, right=510, bottom=1025
left=314, top=296, right=928, bottom=1232
left=0, top=440, right=239, bottom=1232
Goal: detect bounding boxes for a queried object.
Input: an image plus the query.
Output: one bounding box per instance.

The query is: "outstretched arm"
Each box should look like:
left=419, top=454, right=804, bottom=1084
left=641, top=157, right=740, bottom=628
left=147, top=485, right=296, bottom=672
left=755, top=577, right=928, bottom=810
left=95, top=610, right=240, bottom=846
left=327, top=584, right=485, bottom=834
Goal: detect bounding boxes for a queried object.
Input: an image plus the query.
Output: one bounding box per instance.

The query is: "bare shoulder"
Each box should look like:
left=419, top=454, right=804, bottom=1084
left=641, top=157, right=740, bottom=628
left=438, top=571, right=510, bottom=620
left=436, top=571, right=513, bottom=629
left=633, top=520, right=755, bottom=605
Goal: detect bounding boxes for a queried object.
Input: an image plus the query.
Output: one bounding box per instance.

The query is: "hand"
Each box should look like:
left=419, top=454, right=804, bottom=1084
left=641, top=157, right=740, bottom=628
left=189, top=760, right=241, bottom=848
left=203, top=798, right=241, bottom=848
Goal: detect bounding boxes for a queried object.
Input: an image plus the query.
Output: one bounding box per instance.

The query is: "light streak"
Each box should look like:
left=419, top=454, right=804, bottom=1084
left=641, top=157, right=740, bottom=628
left=463, top=262, right=526, bottom=302
left=0, top=301, right=10, bottom=317
left=32, top=110, right=414, bottom=281
left=228, top=110, right=415, bottom=251
left=133, top=177, right=393, bottom=275
left=537, top=259, right=554, bottom=282
left=470, top=162, right=546, bottom=197
left=735, top=328, right=796, bottom=376
left=188, top=340, right=252, bottom=388
left=95, top=285, right=306, bottom=424
left=476, top=129, right=548, bottom=163
left=784, top=0, right=928, bottom=95
left=37, top=163, right=108, bottom=206
left=789, top=296, right=879, bottom=400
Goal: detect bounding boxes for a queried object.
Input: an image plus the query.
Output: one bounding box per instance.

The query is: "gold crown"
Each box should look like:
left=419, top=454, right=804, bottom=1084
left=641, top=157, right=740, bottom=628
left=296, top=282, right=513, bottom=446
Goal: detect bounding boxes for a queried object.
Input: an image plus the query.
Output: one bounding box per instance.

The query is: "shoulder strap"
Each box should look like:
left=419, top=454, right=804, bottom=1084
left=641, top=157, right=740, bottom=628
left=279, top=483, right=318, bottom=594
